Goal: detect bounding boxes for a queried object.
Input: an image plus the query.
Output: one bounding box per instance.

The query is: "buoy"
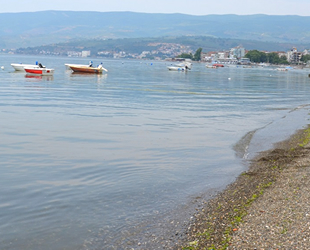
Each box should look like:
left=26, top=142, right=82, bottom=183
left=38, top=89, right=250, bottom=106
left=1, top=66, right=4, bottom=70
left=228, top=77, right=231, bottom=80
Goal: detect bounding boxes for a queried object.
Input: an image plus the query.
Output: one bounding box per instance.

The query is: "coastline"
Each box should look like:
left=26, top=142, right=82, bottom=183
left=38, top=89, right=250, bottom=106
left=180, top=126, right=310, bottom=249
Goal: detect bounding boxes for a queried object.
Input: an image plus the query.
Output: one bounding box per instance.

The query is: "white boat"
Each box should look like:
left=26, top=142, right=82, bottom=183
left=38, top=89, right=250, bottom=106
left=276, top=67, right=288, bottom=71
left=24, top=66, right=54, bottom=76
left=167, top=66, right=188, bottom=71
left=206, top=65, right=217, bottom=69
left=167, top=62, right=192, bottom=71
left=11, top=63, right=44, bottom=71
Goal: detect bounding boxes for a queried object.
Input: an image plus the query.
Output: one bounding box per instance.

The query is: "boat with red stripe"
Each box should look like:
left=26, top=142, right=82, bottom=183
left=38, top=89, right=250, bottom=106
left=24, top=63, right=54, bottom=76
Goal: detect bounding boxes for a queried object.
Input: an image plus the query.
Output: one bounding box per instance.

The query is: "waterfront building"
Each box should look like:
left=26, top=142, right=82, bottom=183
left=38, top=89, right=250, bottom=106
left=230, top=46, right=245, bottom=59
left=287, top=47, right=302, bottom=64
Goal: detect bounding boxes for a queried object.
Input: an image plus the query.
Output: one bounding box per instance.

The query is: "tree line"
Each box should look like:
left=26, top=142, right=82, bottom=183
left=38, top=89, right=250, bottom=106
left=245, top=50, right=289, bottom=64
left=178, top=48, right=310, bottom=64
left=245, top=50, right=310, bottom=64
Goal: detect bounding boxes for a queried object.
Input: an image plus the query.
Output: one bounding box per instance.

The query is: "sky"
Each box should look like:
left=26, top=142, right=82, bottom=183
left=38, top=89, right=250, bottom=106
left=1, top=0, right=310, bottom=16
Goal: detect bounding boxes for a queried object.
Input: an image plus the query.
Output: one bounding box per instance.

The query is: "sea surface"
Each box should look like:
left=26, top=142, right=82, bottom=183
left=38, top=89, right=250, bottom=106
left=1, top=54, right=310, bottom=249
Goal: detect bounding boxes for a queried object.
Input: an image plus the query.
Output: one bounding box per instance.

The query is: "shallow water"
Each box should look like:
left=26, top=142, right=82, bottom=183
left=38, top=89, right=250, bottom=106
left=0, top=55, right=310, bottom=249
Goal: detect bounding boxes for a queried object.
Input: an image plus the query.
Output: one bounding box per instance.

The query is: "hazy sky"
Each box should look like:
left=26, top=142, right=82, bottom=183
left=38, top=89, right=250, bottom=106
left=1, top=0, right=310, bottom=16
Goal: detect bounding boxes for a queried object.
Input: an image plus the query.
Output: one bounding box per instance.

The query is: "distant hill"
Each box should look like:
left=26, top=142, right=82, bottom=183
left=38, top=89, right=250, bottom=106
left=16, top=36, right=307, bottom=58
left=1, top=11, right=310, bottom=49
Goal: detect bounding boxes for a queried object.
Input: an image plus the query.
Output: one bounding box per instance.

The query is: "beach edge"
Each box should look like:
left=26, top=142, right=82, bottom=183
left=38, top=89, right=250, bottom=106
left=180, top=125, right=310, bottom=249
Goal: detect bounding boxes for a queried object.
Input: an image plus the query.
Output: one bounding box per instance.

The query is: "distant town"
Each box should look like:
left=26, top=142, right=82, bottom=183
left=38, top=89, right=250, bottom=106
left=2, top=43, right=310, bottom=65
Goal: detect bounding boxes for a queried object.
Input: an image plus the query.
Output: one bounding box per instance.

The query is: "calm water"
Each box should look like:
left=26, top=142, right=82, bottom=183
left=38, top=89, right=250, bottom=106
left=1, top=54, right=310, bottom=249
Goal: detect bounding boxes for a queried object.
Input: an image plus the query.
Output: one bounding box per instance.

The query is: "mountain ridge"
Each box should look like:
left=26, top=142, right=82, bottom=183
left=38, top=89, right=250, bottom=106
left=1, top=11, right=309, bottom=49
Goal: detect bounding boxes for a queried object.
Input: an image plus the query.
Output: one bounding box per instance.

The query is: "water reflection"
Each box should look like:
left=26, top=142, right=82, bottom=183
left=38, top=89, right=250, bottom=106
left=69, top=72, right=108, bottom=84
left=70, top=72, right=107, bottom=78
left=25, top=74, right=54, bottom=81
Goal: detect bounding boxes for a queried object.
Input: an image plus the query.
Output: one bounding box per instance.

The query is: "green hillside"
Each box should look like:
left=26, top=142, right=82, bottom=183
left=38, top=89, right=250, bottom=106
left=16, top=36, right=309, bottom=58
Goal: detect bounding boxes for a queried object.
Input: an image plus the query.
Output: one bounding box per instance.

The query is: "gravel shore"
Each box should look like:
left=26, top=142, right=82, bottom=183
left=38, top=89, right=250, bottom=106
left=181, top=127, right=310, bottom=250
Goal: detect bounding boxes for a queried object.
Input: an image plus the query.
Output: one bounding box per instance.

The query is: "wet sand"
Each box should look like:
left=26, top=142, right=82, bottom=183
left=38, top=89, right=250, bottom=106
left=180, top=126, right=310, bottom=249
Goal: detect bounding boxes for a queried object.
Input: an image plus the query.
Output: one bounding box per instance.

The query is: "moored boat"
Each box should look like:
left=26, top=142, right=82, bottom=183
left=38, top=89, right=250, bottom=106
left=69, top=64, right=108, bottom=74
left=276, top=67, right=288, bottom=71
left=212, top=63, right=224, bottom=67
left=167, top=62, right=192, bottom=71
left=11, top=63, right=44, bottom=71
left=206, top=65, right=217, bottom=69
left=167, top=66, right=188, bottom=71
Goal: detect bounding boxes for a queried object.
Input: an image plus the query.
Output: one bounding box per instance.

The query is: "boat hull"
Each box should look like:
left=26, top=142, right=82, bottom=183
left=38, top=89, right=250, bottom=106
left=24, top=68, right=54, bottom=76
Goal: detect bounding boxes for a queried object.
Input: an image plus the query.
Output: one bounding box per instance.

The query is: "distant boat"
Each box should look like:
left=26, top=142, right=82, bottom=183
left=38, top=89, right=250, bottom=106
left=206, top=65, right=217, bottom=69
left=11, top=63, right=44, bottom=71
left=167, top=62, right=192, bottom=71
left=69, top=64, right=108, bottom=74
left=212, top=64, right=224, bottom=67
left=24, top=64, right=54, bottom=76
left=276, top=67, right=288, bottom=71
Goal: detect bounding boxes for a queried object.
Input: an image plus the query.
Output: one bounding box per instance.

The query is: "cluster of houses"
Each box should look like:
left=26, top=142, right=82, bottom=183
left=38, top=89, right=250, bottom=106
left=202, top=46, right=310, bottom=65
left=97, top=43, right=192, bottom=60
left=8, top=43, right=310, bottom=65
left=95, top=45, right=310, bottom=65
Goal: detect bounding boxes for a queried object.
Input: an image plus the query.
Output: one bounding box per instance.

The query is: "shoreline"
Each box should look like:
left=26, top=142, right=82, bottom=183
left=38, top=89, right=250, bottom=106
left=179, top=126, right=310, bottom=249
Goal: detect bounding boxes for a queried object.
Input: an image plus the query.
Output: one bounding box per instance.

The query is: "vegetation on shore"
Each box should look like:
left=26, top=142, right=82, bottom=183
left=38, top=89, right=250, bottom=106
left=245, top=49, right=310, bottom=64
left=245, top=50, right=290, bottom=64
left=177, top=48, right=203, bottom=61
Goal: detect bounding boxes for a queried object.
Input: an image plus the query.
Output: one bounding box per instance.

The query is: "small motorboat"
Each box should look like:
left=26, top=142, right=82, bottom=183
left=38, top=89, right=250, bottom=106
left=276, top=67, right=288, bottom=71
left=24, top=64, right=54, bottom=76
left=206, top=65, right=217, bottom=69
left=167, top=62, right=192, bottom=71
left=212, top=64, right=224, bottom=67
left=69, top=63, right=108, bottom=74
left=11, top=62, right=44, bottom=71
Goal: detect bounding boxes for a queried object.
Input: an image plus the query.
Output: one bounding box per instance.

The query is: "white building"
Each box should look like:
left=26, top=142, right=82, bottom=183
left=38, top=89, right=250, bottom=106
left=287, top=47, right=302, bottom=64
left=230, top=46, right=245, bottom=59
left=82, top=51, right=91, bottom=57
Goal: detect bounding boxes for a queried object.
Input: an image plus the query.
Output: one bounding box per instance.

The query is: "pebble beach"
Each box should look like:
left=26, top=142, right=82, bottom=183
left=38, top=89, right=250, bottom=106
left=180, top=126, right=310, bottom=250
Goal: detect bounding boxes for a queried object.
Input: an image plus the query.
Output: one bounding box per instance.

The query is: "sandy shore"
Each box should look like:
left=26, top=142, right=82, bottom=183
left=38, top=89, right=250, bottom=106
left=180, top=126, right=310, bottom=249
